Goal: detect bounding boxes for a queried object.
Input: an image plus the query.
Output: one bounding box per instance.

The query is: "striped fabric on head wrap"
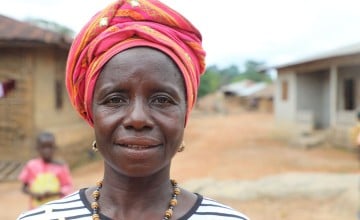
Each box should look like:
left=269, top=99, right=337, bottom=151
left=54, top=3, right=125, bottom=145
left=65, top=0, right=206, bottom=126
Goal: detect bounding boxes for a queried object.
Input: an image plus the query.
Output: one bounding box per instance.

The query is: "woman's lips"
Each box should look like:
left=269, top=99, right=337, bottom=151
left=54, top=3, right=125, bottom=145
left=116, top=137, right=163, bottom=161
left=120, top=144, right=159, bottom=150
left=116, top=142, right=162, bottom=160
left=116, top=137, right=162, bottom=153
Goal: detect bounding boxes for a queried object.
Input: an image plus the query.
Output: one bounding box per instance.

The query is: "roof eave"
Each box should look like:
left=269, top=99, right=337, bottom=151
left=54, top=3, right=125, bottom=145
left=0, top=40, right=71, bottom=50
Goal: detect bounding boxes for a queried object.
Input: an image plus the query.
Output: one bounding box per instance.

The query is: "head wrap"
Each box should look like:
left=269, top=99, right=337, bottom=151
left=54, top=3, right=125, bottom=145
left=66, top=0, right=206, bottom=126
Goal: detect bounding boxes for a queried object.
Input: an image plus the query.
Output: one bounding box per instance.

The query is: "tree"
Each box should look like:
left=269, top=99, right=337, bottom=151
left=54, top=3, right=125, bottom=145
left=219, top=65, right=241, bottom=86
left=198, top=60, right=273, bottom=98
left=198, top=65, right=221, bottom=98
left=25, top=18, right=75, bottom=37
left=233, top=60, right=272, bottom=83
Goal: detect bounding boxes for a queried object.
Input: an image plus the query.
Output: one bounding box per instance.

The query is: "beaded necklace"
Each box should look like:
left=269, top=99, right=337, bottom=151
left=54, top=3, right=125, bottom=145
left=91, top=179, right=181, bottom=220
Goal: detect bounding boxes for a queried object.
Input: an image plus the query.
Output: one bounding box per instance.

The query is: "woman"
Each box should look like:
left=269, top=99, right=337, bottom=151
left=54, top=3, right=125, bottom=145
left=17, top=0, right=249, bottom=219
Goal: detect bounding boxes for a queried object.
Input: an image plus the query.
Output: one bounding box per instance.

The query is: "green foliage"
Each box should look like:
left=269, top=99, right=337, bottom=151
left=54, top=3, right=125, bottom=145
left=233, top=60, right=272, bottom=83
left=199, top=60, right=272, bottom=98
left=25, top=18, right=75, bottom=37
left=219, top=65, right=240, bottom=86
left=198, top=65, right=221, bottom=97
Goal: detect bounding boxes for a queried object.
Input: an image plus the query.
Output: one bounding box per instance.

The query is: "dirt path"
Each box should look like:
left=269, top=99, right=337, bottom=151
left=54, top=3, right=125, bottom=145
left=2, top=112, right=358, bottom=219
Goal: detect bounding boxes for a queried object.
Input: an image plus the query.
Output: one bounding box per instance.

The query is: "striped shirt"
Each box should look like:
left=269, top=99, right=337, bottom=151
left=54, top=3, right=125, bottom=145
left=17, top=189, right=249, bottom=220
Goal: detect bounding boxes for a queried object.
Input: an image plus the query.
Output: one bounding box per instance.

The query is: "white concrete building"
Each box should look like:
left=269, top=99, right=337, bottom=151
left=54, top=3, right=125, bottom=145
left=273, top=43, right=360, bottom=148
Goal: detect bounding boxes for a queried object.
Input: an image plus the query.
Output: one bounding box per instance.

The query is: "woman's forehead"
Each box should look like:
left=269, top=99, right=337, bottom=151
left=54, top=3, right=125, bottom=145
left=106, top=47, right=177, bottom=67
left=101, top=47, right=183, bottom=81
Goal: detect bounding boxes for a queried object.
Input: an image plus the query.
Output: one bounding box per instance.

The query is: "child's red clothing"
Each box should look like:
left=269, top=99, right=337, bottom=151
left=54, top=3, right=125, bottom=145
left=18, top=158, right=73, bottom=209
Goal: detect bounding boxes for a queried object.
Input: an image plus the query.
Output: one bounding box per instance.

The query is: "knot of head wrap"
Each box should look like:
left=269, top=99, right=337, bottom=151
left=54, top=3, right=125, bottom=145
left=65, top=0, right=206, bottom=126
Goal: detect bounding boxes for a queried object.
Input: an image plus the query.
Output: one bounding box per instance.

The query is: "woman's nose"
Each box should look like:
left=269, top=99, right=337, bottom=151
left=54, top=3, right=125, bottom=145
left=122, top=99, right=154, bottom=130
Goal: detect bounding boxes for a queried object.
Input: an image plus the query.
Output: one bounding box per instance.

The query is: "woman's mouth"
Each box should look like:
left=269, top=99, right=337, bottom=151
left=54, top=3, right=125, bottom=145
left=115, top=137, right=162, bottom=160
left=121, top=144, right=159, bottom=150
left=117, top=143, right=162, bottom=160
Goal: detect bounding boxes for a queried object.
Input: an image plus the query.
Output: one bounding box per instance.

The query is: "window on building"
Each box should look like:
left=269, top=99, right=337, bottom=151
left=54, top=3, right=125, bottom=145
left=55, top=79, right=63, bottom=110
left=282, top=80, right=288, bottom=101
left=343, top=78, right=355, bottom=110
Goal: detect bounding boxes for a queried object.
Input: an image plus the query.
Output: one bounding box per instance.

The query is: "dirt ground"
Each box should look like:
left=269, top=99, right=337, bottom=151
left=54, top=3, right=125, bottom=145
left=2, top=111, right=359, bottom=220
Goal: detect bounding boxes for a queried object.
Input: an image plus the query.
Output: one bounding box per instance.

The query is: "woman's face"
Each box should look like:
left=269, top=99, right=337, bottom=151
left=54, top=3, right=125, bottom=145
left=92, top=47, right=186, bottom=177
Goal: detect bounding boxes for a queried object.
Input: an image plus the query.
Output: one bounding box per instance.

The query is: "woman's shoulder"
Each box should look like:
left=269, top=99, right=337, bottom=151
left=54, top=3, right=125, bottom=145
left=16, top=189, right=91, bottom=220
left=183, top=194, right=250, bottom=220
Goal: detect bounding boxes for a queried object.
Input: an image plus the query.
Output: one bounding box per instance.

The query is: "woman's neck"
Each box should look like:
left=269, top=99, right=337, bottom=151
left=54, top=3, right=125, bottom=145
left=96, top=167, right=174, bottom=219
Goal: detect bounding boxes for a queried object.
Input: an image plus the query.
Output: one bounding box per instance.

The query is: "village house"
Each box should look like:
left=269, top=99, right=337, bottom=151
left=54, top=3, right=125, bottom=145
left=248, top=83, right=274, bottom=113
left=221, top=80, right=274, bottom=112
left=273, top=43, right=360, bottom=149
left=0, top=15, right=93, bottom=168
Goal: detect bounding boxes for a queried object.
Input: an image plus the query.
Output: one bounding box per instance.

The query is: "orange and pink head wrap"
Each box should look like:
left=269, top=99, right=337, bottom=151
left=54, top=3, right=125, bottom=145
left=65, top=0, right=206, bottom=126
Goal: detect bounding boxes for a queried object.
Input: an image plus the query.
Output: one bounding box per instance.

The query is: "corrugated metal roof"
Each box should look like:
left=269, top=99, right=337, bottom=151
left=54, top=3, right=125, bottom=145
left=221, top=80, right=267, bottom=97
left=273, top=42, right=360, bottom=70
left=0, top=14, right=71, bottom=48
left=249, top=84, right=274, bottom=98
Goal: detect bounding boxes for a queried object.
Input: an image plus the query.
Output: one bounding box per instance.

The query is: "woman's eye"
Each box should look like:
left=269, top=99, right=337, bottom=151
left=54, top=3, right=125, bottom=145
left=107, top=96, right=126, bottom=104
left=152, top=96, right=174, bottom=105
left=155, top=97, right=170, bottom=103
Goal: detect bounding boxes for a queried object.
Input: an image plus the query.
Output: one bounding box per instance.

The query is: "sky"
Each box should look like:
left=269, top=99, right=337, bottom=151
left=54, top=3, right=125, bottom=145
left=2, top=0, right=360, bottom=70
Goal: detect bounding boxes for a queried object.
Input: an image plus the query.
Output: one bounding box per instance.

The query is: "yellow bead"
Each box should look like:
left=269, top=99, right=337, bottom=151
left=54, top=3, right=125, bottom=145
left=174, top=187, right=181, bottom=195
left=91, top=202, right=99, bottom=209
left=165, top=209, right=173, bottom=218
left=92, top=214, right=100, bottom=220
left=92, top=190, right=100, bottom=199
left=169, top=198, right=177, bottom=206
left=96, top=180, right=103, bottom=187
